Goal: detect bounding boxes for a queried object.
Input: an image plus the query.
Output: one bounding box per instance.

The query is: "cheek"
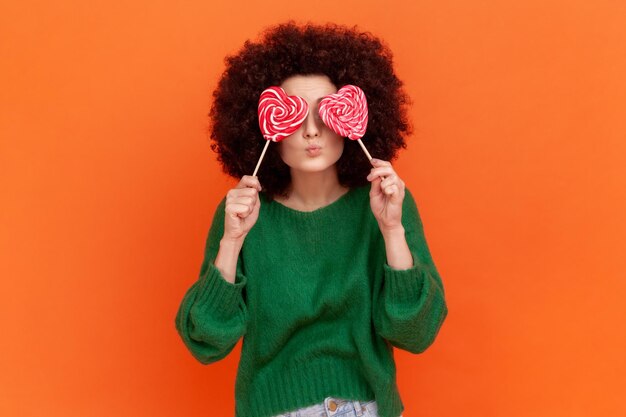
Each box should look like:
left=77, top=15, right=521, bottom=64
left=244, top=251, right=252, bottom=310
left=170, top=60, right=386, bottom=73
left=276, top=139, right=296, bottom=162
left=276, top=143, right=287, bottom=162
left=330, top=136, right=345, bottom=155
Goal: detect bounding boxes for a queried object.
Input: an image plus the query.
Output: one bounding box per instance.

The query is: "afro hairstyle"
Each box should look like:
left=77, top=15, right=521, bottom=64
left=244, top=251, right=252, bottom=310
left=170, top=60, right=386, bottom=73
left=207, top=21, right=413, bottom=199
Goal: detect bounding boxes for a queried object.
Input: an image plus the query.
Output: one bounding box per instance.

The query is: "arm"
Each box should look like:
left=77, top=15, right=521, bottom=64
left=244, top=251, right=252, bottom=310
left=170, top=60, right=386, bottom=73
left=373, top=189, right=448, bottom=354
left=381, top=226, right=413, bottom=270
left=174, top=198, right=248, bottom=364
left=214, top=237, right=244, bottom=284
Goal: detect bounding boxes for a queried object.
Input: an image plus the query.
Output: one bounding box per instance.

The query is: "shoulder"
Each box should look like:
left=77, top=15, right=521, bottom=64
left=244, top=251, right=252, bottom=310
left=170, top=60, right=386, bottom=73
left=403, top=186, right=418, bottom=211
left=206, top=197, right=227, bottom=242
left=401, top=186, right=424, bottom=230
left=211, top=196, right=227, bottom=222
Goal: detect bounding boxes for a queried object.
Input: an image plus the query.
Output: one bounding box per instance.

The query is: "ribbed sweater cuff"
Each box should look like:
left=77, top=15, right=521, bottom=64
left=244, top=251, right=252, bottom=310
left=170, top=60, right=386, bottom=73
left=382, top=260, right=428, bottom=303
left=195, top=263, right=247, bottom=320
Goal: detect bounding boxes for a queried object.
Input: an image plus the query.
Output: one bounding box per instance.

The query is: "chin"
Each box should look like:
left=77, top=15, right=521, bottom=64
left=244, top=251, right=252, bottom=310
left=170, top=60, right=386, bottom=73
left=294, top=163, right=335, bottom=173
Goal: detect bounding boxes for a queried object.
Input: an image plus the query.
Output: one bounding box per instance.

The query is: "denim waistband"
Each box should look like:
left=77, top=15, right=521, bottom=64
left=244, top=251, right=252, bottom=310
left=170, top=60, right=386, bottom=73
left=277, top=396, right=377, bottom=417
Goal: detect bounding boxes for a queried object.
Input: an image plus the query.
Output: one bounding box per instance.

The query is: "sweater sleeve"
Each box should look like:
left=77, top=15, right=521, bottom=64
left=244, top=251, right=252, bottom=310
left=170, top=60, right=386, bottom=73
left=174, top=198, right=248, bottom=365
left=372, top=188, right=448, bottom=354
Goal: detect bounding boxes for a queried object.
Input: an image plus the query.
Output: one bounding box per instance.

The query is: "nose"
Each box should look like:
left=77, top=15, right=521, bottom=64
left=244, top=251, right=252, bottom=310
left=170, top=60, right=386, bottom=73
left=302, top=108, right=321, bottom=139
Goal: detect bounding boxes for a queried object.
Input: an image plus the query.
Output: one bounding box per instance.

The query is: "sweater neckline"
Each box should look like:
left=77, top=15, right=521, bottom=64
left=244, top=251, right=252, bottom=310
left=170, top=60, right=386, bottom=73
left=262, top=186, right=364, bottom=217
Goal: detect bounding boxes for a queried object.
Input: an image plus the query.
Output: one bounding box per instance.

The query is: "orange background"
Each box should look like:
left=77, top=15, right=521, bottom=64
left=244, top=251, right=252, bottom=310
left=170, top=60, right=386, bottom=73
left=1, top=1, right=625, bottom=416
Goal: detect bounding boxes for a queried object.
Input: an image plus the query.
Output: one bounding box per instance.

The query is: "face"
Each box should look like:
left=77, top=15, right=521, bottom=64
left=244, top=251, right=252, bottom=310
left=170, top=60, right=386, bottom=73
left=277, top=74, right=344, bottom=174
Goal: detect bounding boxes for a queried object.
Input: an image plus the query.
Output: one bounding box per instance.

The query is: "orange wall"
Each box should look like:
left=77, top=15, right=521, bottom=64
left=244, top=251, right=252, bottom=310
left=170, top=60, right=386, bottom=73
left=1, top=1, right=625, bottom=416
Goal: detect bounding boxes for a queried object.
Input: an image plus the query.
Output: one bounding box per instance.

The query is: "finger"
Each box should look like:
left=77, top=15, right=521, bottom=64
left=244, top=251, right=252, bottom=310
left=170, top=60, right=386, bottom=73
left=370, top=165, right=395, bottom=175
left=226, top=203, right=254, bottom=216
left=371, top=158, right=392, bottom=167
left=380, top=174, right=401, bottom=190
left=383, top=183, right=399, bottom=196
left=231, top=195, right=255, bottom=207
left=230, top=187, right=259, bottom=198
left=369, top=175, right=384, bottom=197
left=377, top=174, right=398, bottom=189
left=237, top=175, right=262, bottom=191
left=236, top=175, right=262, bottom=191
left=367, top=167, right=395, bottom=181
left=253, top=194, right=261, bottom=210
left=386, top=185, right=406, bottom=203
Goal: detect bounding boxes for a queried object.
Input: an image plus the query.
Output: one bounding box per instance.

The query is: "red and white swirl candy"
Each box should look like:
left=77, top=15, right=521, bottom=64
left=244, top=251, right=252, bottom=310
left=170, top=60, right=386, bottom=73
left=318, top=84, right=368, bottom=140
left=258, top=86, right=309, bottom=142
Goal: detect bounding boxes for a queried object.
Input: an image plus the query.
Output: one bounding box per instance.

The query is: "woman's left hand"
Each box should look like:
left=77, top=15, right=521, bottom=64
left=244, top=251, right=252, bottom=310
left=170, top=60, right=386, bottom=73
left=367, top=159, right=406, bottom=233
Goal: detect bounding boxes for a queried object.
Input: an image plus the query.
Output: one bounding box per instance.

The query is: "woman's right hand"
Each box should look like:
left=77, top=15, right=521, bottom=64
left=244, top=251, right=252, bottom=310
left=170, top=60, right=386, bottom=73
left=222, top=175, right=262, bottom=242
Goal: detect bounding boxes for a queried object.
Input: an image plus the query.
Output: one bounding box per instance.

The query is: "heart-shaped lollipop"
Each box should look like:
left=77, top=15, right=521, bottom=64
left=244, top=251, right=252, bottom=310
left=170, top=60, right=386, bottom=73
left=258, top=86, right=309, bottom=142
left=319, top=84, right=368, bottom=140
left=319, top=84, right=374, bottom=161
left=253, top=86, right=309, bottom=176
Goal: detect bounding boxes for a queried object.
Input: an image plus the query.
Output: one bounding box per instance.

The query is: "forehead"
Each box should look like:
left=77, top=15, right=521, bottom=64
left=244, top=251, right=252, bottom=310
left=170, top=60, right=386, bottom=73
left=279, top=74, right=337, bottom=100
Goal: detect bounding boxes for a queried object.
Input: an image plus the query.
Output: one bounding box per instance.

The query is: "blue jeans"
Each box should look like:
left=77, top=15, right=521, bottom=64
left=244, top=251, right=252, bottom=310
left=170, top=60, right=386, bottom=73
left=269, top=396, right=403, bottom=417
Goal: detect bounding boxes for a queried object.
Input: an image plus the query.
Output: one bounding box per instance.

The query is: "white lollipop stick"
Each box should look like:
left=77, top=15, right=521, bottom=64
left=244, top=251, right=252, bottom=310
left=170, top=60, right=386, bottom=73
left=357, top=139, right=387, bottom=182
left=357, top=138, right=374, bottom=162
left=252, top=140, right=271, bottom=177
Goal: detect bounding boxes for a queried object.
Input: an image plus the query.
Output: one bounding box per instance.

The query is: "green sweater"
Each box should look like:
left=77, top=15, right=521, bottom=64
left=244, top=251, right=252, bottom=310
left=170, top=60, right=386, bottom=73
left=175, top=185, right=448, bottom=417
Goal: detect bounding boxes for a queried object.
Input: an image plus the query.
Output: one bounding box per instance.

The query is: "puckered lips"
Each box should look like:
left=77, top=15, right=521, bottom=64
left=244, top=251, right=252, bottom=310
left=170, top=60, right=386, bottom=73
left=305, top=144, right=322, bottom=156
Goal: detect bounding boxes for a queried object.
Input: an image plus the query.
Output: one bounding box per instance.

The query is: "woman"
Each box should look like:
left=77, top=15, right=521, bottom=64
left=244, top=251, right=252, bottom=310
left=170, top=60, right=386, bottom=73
left=175, top=22, right=448, bottom=417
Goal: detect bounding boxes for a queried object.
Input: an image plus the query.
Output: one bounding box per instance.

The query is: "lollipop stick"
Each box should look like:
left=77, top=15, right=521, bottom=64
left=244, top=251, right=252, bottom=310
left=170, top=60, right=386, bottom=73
left=358, top=138, right=388, bottom=182
left=252, top=140, right=271, bottom=177
left=357, top=139, right=373, bottom=162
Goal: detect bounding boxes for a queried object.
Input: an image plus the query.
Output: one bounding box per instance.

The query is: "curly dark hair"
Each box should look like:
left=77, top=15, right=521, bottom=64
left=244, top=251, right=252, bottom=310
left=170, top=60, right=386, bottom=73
left=207, top=21, right=413, bottom=199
